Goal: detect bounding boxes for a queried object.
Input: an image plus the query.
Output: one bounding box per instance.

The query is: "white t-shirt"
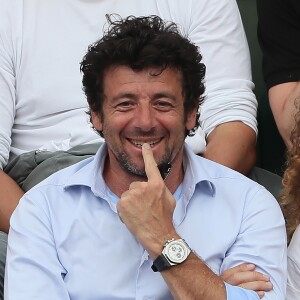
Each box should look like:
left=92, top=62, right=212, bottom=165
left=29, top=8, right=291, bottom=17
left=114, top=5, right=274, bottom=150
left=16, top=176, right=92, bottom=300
left=0, top=0, right=257, bottom=169
left=287, top=225, right=300, bottom=300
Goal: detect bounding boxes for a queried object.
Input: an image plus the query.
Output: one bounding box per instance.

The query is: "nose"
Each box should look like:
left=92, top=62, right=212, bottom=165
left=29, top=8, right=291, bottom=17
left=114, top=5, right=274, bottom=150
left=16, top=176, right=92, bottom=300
left=133, top=103, right=156, bottom=131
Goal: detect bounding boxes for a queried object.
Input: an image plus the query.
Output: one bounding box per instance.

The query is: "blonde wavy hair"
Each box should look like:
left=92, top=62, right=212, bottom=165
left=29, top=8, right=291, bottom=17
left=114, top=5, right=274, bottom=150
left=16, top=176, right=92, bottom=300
left=280, top=101, right=300, bottom=244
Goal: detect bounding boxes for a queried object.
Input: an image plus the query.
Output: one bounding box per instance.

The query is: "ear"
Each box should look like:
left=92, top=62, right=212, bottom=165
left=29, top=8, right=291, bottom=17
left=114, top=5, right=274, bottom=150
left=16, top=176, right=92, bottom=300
left=91, top=111, right=103, bottom=131
left=185, top=107, right=198, bottom=131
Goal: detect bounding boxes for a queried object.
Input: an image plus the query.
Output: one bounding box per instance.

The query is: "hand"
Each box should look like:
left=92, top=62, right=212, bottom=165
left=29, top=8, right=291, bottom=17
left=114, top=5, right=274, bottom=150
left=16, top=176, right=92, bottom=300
left=221, top=264, right=273, bottom=299
left=117, top=143, right=176, bottom=258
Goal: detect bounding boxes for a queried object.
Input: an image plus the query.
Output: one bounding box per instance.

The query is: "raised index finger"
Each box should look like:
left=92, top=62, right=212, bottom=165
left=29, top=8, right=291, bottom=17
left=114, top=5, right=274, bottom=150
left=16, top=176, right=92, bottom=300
left=142, top=143, right=163, bottom=182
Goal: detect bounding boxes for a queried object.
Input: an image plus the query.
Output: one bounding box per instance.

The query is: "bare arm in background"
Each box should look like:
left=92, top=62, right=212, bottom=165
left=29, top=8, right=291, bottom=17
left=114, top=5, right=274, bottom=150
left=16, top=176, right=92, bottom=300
left=203, top=122, right=256, bottom=174
left=189, top=0, right=257, bottom=174
left=269, top=82, right=300, bottom=148
left=0, top=170, right=24, bottom=233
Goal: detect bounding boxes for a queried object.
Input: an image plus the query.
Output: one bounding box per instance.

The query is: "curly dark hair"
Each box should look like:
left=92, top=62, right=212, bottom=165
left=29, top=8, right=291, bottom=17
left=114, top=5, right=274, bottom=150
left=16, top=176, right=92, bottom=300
left=80, top=14, right=206, bottom=137
left=280, top=98, right=300, bottom=244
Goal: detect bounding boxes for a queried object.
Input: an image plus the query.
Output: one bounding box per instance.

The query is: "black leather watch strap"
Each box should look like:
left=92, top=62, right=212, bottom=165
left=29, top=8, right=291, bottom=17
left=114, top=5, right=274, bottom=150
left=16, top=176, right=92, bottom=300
left=151, top=254, right=171, bottom=272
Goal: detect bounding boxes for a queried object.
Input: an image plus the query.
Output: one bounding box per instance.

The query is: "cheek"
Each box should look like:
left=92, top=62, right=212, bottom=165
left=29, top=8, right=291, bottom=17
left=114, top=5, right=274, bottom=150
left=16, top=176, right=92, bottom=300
left=102, top=115, right=129, bottom=136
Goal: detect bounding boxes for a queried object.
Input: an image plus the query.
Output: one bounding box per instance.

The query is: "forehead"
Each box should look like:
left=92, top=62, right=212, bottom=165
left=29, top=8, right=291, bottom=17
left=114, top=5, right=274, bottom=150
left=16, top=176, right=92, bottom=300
left=103, top=65, right=183, bottom=95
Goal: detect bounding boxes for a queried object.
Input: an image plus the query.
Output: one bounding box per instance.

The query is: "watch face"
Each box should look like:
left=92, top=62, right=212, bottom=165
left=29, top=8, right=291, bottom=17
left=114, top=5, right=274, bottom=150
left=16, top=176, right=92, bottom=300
left=165, top=240, right=190, bottom=264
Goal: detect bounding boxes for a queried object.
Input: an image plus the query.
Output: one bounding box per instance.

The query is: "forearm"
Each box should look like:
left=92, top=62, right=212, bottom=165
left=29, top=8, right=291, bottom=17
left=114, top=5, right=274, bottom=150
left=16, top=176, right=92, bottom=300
left=203, top=122, right=256, bottom=174
left=0, top=170, right=24, bottom=233
left=139, top=226, right=226, bottom=300
left=160, top=250, right=226, bottom=300
left=146, top=232, right=264, bottom=300
left=269, top=81, right=300, bottom=148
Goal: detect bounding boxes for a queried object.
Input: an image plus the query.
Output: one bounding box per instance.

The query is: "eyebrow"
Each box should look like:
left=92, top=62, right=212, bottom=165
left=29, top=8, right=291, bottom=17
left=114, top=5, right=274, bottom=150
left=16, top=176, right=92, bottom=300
left=152, top=92, right=177, bottom=101
left=111, top=93, right=137, bottom=102
left=111, top=92, right=177, bottom=102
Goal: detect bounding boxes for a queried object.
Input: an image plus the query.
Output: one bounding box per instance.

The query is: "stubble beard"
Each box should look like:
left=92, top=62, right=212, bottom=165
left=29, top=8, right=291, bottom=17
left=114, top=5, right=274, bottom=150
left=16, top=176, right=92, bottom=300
left=115, top=148, right=173, bottom=178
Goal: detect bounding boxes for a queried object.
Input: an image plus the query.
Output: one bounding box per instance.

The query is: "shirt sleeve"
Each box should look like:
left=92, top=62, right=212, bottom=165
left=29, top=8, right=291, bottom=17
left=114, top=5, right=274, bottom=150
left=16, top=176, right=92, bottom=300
left=187, top=0, right=258, bottom=137
left=257, top=0, right=300, bottom=89
left=0, top=0, right=17, bottom=169
left=5, top=194, right=70, bottom=299
left=225, top=283, right=259, bottom=299
left=220, top=186, right=287, bottom=300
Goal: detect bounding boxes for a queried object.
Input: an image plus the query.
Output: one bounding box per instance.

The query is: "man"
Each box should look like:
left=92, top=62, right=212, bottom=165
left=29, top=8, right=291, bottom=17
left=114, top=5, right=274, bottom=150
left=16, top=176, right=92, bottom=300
left=0, top=1, right=260, bottom=297
left=5, top=16, right=285, bottom=299
left=257, top=0, right=300, bottom=148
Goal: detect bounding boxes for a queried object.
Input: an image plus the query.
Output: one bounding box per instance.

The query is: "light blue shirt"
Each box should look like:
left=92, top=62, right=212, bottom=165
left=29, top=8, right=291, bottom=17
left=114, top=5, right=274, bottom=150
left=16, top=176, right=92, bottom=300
left=5, top=144, right=287, bottom=299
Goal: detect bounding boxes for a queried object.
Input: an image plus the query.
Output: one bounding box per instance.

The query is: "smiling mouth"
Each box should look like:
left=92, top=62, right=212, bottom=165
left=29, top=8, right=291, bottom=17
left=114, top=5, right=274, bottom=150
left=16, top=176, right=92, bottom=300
left=129, top=139, right=161, bottom=148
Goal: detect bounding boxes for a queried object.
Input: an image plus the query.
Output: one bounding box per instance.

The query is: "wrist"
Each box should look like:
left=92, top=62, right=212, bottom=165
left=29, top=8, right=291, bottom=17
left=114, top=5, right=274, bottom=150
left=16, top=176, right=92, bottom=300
left=151, top=238, right=191, bottom=272
left=143, top=230, right=180, bottom=259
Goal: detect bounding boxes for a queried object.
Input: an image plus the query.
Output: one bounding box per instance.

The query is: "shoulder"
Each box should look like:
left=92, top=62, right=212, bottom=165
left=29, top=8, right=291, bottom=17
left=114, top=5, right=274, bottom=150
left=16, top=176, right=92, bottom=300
left=187, top=149, right=281, bottom=212
left=13, top=155, right=96, bottom=225
left=27, top=155, right=95, bottom=193
left=190, top=151, right=259, bottom=188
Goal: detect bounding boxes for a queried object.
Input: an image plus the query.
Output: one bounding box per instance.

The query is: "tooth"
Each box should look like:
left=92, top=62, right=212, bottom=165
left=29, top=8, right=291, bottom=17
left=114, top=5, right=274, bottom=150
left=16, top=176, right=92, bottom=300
left=131, top=139, right=159, bottom=147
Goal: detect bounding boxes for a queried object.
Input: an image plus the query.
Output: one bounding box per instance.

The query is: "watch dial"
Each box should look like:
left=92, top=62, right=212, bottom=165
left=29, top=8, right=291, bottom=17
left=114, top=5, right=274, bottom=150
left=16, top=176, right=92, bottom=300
left=166, top=241, right=189, bottom=263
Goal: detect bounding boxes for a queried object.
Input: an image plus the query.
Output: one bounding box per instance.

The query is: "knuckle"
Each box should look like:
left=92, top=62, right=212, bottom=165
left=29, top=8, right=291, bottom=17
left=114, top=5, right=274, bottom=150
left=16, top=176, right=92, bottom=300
left=117, top=198, right=125, bottom=208
left=120, top=191, right=128, bottom=200
left=129, top=181, right=142, bottom=190
left=150, top=179, right=165, bottom=190
left=220, top=271, right=229, bottom=280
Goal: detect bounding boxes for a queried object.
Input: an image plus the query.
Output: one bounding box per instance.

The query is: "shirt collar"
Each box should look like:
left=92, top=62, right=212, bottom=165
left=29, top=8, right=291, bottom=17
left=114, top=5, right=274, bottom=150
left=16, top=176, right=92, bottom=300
left=64, top=142, right=216, bottom=199
left=182, top=144, right=216, bottom=197
left=64, top=143, right=109, bottom=195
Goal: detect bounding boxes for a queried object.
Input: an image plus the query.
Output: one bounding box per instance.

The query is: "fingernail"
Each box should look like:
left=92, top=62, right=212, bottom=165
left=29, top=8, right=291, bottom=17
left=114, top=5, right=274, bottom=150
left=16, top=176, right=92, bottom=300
left=247, top=263, right=255, bottom=269
left=257, top=291, right=265, bottom=298
left=143, top=143, right=150, bottom=149
left=266, top=282, right=273, bottom=288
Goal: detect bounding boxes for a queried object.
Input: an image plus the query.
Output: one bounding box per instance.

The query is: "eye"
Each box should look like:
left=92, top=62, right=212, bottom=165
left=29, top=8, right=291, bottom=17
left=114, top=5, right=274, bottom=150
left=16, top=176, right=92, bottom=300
left=115, top=100, right=135, bottom=111
left=154, top=100, right=174, bottom=111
